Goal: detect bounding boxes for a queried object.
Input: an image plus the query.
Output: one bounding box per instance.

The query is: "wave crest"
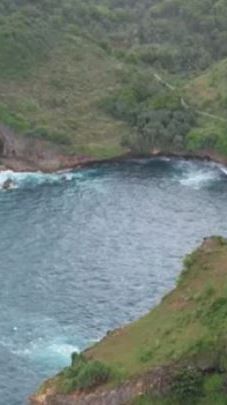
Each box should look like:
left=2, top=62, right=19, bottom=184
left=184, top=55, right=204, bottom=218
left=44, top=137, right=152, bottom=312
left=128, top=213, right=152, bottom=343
left=0, top=170, right=81, bottom=191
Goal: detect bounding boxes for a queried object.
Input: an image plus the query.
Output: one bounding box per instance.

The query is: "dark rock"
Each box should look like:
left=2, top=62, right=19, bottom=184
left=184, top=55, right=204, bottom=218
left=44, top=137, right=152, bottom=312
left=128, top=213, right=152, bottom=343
left=2, top=179, right=14, bottom=190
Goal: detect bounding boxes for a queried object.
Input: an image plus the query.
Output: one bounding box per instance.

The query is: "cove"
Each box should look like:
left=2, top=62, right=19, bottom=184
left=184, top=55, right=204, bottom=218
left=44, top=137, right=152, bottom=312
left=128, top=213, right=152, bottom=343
left=1, top=158, right=227, bottom=405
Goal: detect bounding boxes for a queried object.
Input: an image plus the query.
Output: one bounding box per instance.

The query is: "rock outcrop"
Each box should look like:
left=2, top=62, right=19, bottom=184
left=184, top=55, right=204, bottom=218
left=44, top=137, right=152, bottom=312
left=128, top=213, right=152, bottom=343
left=0, top=124, right=95, bottom=172
left=30, top=367, right=173, bottom=405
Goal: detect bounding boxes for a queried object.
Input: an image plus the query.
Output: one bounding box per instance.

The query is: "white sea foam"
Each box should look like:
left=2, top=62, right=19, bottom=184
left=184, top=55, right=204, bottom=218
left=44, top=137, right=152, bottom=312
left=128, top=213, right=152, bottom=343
left=219, top=166, right=227, bottom=176
left=46, top=342, right=80, bottom=358
left=0, top=313, right=80, bottom=367
left=173, top=159, right=225, bottom=189
left=12, top=338, right=80, bottom=365
left=179, top=170, right=219, bottom=189
left=0, top=169, right=81, bottom=191
left=0, top=160, right=226, bottom=192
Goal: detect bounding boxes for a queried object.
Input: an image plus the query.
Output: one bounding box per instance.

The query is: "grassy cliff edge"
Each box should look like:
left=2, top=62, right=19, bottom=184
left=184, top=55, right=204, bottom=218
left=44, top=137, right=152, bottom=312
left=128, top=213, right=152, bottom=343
left=31, top=236, right=227, bottom=405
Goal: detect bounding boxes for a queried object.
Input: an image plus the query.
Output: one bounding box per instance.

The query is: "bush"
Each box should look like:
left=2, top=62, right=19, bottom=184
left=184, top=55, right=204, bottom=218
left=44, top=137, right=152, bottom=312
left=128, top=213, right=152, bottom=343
left=102, top=67, right=196, bottom=154
left=171, top=367, right=203, bottom=402
left=186, top=123, right=227, bottom=155
left=204, top=373, right=224, bottom=395
left=57, top=357, right=112, bottom=394
left=71, top=352, right=86, bottom=367
left=75, top=360, right=112, bottom=390
left=139, top=348, right=154, bottom=363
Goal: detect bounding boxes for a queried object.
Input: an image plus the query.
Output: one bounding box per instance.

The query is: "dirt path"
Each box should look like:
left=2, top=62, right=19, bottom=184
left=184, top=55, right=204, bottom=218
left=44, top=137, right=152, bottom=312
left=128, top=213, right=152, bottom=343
left=152, top=72, right=227, bottom=123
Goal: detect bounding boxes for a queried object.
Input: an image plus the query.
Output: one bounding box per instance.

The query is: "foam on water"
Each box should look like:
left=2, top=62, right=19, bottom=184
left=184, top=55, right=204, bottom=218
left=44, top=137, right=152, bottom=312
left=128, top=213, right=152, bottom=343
left=219, top=166, right=227, bottom=176
left=0, top=170, right=63, bottom=190
left=0, top=314, right=80, bottom=368
left=14, top=339, right=80, bottom=366
left=0, top=159, right=226, bottom=192
left=173, top=160, right=225, bottom=189
left=0, top=169, right=93, bottom=191
left=0, top=166, right=107, bottom=192
left=179, top=170, right=219, bottom=189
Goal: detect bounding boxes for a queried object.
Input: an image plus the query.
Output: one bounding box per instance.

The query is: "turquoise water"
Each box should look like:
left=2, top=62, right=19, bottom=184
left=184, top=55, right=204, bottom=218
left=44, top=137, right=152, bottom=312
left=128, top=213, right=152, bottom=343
left=1, top=158, right=227, bottom=404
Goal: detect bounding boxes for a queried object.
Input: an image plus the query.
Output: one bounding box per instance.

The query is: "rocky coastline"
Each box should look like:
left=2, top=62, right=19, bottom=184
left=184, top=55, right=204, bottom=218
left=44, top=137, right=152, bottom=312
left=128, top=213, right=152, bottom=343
left=1, top=125, right=227, bottom=175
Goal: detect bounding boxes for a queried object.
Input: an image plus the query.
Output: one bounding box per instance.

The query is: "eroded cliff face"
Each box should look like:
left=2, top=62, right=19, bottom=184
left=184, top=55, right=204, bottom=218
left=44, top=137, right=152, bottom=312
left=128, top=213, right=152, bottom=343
left=30, top=367, right=173, bottom=405
left=1, top=123, right=227, bottom=174
left=0, top=124, right=96, bottom=172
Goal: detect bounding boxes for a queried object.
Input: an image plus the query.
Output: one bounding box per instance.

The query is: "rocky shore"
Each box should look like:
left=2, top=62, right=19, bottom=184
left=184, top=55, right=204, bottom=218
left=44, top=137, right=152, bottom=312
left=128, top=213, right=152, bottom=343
left=0, top=124, right=227, bottom=174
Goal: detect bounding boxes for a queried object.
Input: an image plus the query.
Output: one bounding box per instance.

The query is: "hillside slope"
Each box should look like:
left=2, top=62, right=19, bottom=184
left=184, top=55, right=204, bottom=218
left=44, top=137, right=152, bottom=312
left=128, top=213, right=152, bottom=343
left=31, top=237, right=227, bottom=404
left=0, top=0, right=226, bottom=168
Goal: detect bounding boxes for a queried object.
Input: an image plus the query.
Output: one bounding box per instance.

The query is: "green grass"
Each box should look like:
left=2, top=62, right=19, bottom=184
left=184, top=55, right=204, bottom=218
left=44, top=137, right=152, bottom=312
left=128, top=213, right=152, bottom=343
left=185, top=59, right=227, bottom=115
left=0, top=36, right=130, bottom=155
left=182, top=59, right=227, bottom=156
left=55, top=354, right=113, bottom=394
left=0, top=1, right=133, bottom=156
left=84, top=237, right=227, bottom=376
left=1, top=0, right=227, bottom=160
left=132, top=373, right=227, bottom=405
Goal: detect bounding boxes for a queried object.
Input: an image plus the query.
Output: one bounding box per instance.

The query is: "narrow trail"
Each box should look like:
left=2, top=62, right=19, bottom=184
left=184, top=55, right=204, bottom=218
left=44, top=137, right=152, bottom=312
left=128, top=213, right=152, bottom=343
left=152, top=71, right=227, bottom=123
left=153, top=73, right=176, bottom=91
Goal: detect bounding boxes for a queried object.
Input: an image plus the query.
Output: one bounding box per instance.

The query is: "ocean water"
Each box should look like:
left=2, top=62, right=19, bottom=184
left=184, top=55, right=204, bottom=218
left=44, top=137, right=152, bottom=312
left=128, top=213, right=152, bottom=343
left=1, top=158, right=227, bottom=404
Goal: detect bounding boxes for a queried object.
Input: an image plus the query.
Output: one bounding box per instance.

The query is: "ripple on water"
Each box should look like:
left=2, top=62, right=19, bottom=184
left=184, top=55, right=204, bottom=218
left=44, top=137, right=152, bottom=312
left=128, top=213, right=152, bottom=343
left=1, top=158, right=227, bottom=404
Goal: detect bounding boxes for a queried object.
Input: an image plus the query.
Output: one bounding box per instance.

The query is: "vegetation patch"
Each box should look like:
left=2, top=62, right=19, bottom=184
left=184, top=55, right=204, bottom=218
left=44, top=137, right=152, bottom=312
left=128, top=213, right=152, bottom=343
left=1, top=0, right=227, bottom=158
left=171, top=367, right=204, bottom=402
left=55, top=353, right=113, bottom=394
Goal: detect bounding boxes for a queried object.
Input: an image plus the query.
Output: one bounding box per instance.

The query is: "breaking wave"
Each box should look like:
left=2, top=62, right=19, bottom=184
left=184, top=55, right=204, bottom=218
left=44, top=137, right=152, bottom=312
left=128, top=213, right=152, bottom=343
left=0, top=168, right=100, bottom=191
left=0, top=314, right=80, bottom=368
left=0, top=159, right=226, bottom=191
left=174, top=160, right=226, bottom=189
left=0, top=170, right=70, bottom=190
left=14, top=339, right=80, bottom=366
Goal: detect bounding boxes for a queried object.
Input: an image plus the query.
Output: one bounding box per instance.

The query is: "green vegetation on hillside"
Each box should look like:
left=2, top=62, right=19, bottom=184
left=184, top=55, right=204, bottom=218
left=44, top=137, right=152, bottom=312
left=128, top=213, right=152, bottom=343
left=133, top=369, right=227, bottom=405
left=37, top=237, right=227, bottom=404
left=0, top=0, right=227, bottom=158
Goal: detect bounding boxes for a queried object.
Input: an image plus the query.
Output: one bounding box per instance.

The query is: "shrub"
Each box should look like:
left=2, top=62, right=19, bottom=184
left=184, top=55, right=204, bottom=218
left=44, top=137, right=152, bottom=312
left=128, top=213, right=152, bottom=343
left=183, top=253, right=196, bottom=270
left=71, top=352, right=86, bottom=367
left=186, top=123, right=227, bottom=155
left=177, top=253, right=196, bottom=285
left=203, top=373, right=224, bottom=394
left=212, top=236, right=227, bottom=246
left=75, top=360, right=112, bottom=390
left=171, top=367, right=203, bottom=402
left=139, top=348, right=154, bottom=363
left=57, top=357, right=112, bottom=394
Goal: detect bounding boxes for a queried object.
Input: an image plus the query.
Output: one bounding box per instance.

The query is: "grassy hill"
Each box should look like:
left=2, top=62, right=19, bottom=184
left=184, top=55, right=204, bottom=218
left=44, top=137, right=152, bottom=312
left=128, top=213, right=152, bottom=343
left=184, top=59, right=227, bottom=155
left=33, top=237, right=227, bottom=404
left=0, top=0, right=227, bottom=161
left=0, top=36, right=131, bottom=158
